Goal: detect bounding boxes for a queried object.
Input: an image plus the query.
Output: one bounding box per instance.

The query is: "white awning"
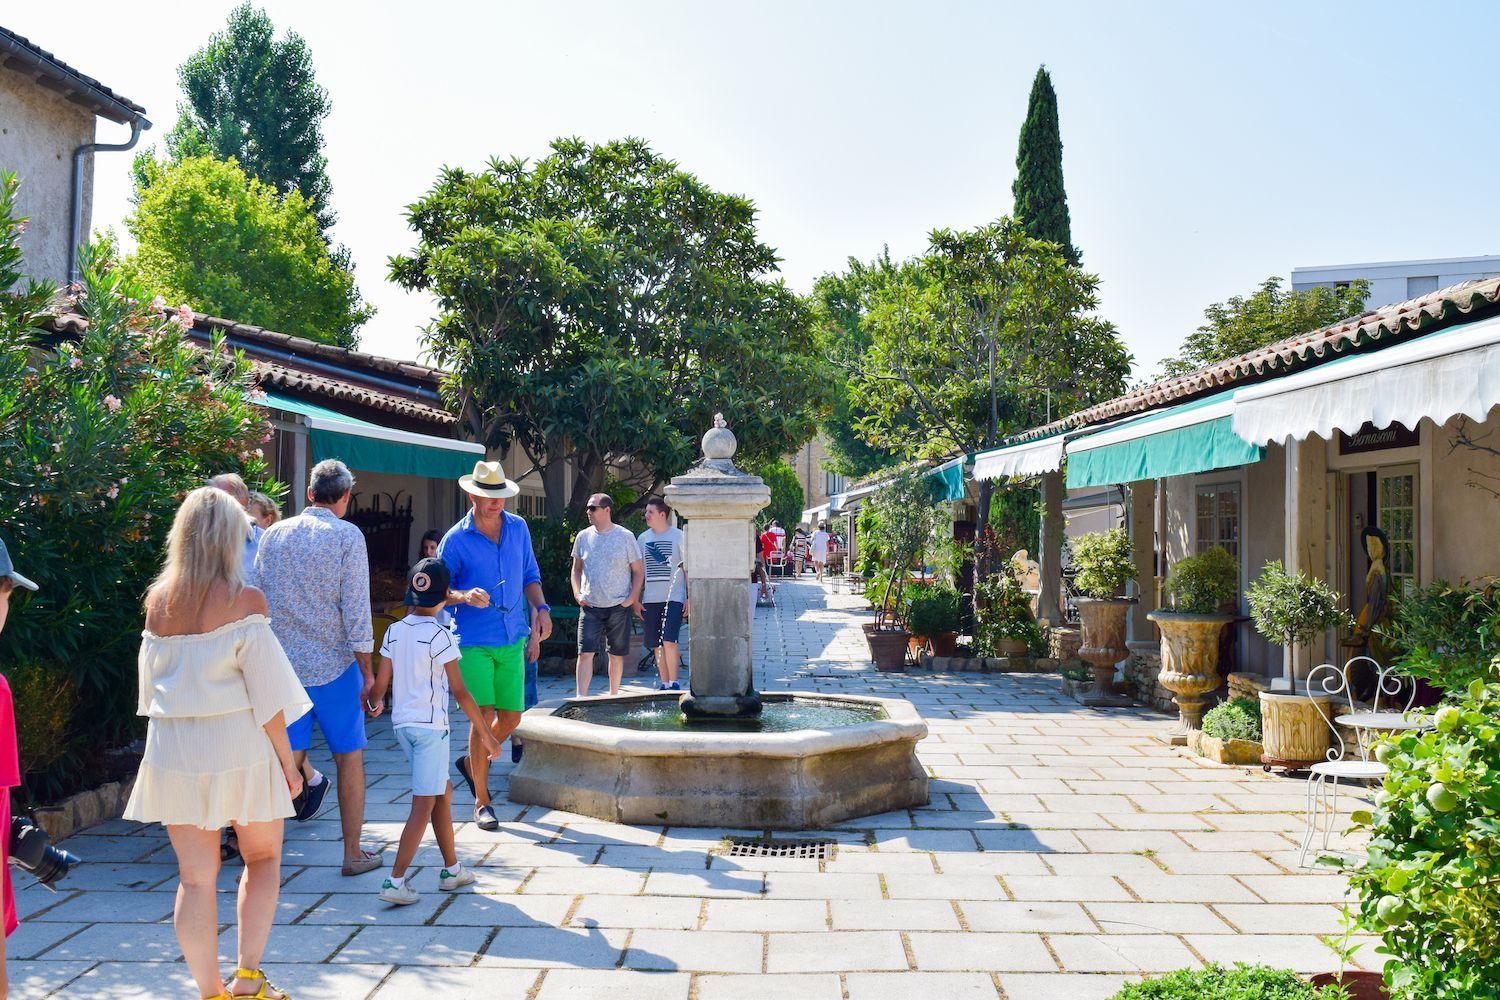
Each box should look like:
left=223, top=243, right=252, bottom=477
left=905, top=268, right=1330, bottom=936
left=1232, top=313, right=1500, bottom=444
left=972, top=435, right=1065, bottom=481
left=800, top=502, right=831, bottom=524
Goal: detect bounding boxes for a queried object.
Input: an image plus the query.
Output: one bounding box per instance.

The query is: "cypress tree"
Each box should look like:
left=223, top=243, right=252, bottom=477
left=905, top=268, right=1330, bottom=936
left=1012, top=66, right=1079, bottom=265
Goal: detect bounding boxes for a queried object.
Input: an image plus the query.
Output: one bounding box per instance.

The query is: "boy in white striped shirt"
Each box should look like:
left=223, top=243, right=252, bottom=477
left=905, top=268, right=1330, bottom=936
left=369, top=558, right=499, bottom=904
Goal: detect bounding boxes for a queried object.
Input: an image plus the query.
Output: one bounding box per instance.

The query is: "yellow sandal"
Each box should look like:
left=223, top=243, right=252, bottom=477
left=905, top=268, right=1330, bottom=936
left=227, top=968, right=290, bottom=1000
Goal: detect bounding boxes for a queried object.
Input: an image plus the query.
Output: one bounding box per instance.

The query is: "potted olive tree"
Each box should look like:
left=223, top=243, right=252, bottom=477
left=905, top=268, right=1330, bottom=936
left=1148, top=546, right=1240, bottom=743
left=865, top=471, right=945, bottom=672
left=1070, top=529, right=1137, bottom=707
left=1247, top=560, right=1352, bottom=769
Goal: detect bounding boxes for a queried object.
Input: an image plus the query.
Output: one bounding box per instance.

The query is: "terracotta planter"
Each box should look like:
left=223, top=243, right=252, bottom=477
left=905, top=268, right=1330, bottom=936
left=1307, top=971, right=1387, bottom=999
left=1075, top=597, right=1134, bottom=707
left=867, top=629, right=911, bottom=672
left=1188, top=729, right=1264, bottom=766
left=929, top=632, right=959, bottom=657
left=1259, top=690, right=1333, bottom=769
left=1148, top=611, right=1236, bottom=744
left=994, top=637, right=1030, bottom=656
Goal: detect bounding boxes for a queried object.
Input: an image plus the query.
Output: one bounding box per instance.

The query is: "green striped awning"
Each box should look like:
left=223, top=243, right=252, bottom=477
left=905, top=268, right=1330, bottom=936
left=924, top=454, right=970, bottom=502
left=1065, top=393, right=1262, bottom=489
left=261, top=392, right=484, bottom=480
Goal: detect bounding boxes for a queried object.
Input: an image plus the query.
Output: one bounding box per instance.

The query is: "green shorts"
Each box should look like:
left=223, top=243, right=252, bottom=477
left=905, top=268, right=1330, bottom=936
left=458, top=639, right=526, bottom=711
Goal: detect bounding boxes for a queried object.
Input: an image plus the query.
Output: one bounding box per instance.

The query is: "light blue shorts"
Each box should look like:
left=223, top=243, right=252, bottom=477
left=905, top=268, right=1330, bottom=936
left=395, top=726, right=451, bottom=797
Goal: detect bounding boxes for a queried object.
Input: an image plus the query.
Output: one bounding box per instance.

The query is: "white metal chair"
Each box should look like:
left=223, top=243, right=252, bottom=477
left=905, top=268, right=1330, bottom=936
left=1297, top=657, right=1421, bottom=868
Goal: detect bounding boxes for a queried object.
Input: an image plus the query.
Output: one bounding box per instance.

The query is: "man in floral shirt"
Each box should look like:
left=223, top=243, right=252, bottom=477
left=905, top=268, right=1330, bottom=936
left=254, top=459, right=380, bottom=876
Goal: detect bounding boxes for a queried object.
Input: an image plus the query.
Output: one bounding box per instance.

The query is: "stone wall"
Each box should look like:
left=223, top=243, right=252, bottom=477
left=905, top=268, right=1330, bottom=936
left=1048, top=626, right=1082, bottom=662
left=33, top=776, right=135, bottom=843
left=1124, top=647, right=1175, bottom=712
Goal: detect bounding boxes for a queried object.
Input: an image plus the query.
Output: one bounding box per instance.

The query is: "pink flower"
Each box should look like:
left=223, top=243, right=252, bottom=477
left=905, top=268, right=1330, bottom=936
left=51, top=442, right=61, bottom=453
left=69, top=357, right=82, bottom=369
left=253, top=448, right=263, bottom=458
left=106, top=485, right=119, bottom=500
left=103, top=394, right=122, bottom=412
left=13, top=220, right=26, bottom=235
left=249, top=389, right=267, bottom=402
left=173, top=305, right=195, bottom=331
left=149, top=296, right=166, bottom=314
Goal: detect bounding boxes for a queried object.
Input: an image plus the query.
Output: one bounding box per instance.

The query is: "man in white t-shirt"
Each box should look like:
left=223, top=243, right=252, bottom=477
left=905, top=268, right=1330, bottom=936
left=811, top=522, right=832, bottom=582
left=571, top=494, right=644, bottom=696
left=633, top=497, right=688, bottom=691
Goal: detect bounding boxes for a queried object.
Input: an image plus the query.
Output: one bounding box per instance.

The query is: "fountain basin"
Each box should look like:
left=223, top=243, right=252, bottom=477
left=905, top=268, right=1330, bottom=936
left=508, top=692, right=928, bottom=829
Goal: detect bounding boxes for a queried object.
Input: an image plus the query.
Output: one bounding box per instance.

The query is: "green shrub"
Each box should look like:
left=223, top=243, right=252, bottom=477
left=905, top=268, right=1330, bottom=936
left=907, top=585, right=963, bottom=639
left=1069, top=528, right=1136, bottom=599
left=973, top=573, right=1045, bottom=656
left=1378, top=579, right=1500, bottom=695
left=1164, top=546, right=1239, bottom=614
left=1109, top=962, right=1347, bottom=999
left=1201, top=696, right=1262, bottom=742
left=8, top=657, right=76, bottom=796
left=1348, top=679, right=1500, bottom=998
left=0, top=171, right=275, bottom=797
left=527, top=516, right=580, bottom=607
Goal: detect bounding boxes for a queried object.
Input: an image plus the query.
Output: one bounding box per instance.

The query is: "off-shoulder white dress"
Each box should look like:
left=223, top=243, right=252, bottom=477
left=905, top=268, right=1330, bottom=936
left=124, top=614, right=312, bottom=830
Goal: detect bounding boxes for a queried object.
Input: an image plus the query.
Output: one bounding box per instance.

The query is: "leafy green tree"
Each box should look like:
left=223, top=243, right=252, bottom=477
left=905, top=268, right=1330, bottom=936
left=752, top=459, right=805, bottom=532
left=125, top=156, right=371, bottom=348
left=1012, top=67, right=1079, bottom=266
left=0, top=171, right=277, bottom=797
left=848, top=220, right=1130, bottom=573
left=811, top=254, right=904, bottom=479
left=391, top=137, right=828, bottom=521
left=153, top=2, right=336, bottom=234
left=1160, top=276, right=1370, bottom=378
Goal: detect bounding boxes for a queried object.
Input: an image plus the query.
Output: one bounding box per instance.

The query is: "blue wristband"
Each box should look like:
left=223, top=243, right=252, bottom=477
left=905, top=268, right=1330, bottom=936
left=536, top=603, right=550, bottom=614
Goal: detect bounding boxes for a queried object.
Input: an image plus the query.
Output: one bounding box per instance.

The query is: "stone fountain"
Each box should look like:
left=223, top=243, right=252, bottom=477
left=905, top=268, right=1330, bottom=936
left=507, top=416, right=928, bottom=828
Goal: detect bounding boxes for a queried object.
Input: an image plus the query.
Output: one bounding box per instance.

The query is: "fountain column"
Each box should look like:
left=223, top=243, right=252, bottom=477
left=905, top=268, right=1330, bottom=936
left=663, top=415, right=770, bottom=719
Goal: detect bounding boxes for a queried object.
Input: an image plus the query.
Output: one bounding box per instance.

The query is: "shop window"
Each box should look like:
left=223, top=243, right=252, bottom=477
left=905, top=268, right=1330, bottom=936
left=1378, top=470, right=1418, bottom=597
left=825, top=470, right=845, bottom=497
left=1195, top=482, right=1240, bottom=559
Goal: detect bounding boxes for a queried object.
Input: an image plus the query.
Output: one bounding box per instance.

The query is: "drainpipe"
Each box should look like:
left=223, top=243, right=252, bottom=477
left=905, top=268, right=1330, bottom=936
left=70, top=119, right=143, bottom=286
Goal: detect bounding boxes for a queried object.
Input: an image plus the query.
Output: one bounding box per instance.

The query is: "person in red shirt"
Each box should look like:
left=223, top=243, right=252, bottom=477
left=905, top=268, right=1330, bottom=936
left=0, top=536, right=38, bottom=998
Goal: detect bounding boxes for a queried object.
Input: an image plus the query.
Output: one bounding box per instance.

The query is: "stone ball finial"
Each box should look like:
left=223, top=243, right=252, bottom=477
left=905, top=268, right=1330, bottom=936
left=702, top=413, right=737, bottom=461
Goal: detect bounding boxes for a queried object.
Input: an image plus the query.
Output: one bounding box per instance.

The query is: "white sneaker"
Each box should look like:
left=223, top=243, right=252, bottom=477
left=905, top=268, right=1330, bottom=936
left=438, top=866, right=476, bottom=891
left=379, top=878, right=419, bottom=905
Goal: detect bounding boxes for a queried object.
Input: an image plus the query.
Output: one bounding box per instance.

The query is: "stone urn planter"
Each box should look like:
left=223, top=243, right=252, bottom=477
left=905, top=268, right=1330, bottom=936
left=1258, top=690, right=1333, bottom=770
left=1147, top=611, right=1236, bottom=745
left=867, top=628, right=911, bottom=672
left=1075, top=597, right=1135, bottom=707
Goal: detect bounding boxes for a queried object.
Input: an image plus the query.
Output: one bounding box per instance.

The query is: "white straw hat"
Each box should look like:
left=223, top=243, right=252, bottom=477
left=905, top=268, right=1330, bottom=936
left=459, top=460, right=521, bottom=499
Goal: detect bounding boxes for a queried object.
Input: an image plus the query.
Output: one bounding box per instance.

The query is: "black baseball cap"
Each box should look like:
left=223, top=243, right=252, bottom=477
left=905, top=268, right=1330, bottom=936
left=0, top=537, right=36, bottom=591
left=405, top=557, right=450, bottom=608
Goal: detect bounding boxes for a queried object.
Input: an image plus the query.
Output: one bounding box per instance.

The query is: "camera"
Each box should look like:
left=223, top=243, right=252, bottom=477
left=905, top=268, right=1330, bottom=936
left=9, top=816, right=80, bottom=890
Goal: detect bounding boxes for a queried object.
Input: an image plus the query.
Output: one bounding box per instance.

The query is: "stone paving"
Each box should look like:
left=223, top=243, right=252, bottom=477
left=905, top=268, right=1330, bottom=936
left=12, top=578, right=1377, bottom=999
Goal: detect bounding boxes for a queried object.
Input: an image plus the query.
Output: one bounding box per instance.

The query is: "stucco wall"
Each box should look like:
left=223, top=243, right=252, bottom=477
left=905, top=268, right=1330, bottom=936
left=1430, top=410, right=1500, bottom=583
left=0, top=71, right=96, bottom=287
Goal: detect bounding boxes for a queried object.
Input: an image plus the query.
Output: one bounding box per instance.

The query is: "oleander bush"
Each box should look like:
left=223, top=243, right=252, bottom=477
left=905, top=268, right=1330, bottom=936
left=1109, top=962, right=1349, bottom=999
left=1348, top=679, right=1500, bottom=998
left=1201, top=696, right=1262, bottom=742
left=0, top=170, right=275, bottom=801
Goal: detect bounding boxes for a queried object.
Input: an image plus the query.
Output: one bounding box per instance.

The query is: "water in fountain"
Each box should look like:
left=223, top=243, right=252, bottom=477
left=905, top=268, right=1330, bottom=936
left=560, top=696, right=885, bottom=733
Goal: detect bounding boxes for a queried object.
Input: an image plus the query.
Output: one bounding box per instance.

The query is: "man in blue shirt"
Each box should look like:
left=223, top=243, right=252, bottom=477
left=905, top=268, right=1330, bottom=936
left=438, top=460, right=553, bottom=830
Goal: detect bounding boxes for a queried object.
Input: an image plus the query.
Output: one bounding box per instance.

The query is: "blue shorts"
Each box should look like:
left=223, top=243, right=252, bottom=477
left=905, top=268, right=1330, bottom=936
left=642, top=601, right=684, bottom=648
left=395, top=726, right=450, bottom=797
left=286, top=662, right=368, bottom=754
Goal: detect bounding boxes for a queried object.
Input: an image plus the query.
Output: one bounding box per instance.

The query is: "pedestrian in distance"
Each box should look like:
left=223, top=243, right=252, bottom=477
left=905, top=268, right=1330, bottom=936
left=811, top=521, right=832, bottom=582
left=125, top=488, right=311, bottom=1000
left=247, top=492, right=280, bottom=531
left=438, top=460, right=552, bottom=831
left=254, top=459, right=381, bottom=876
left=0, top=536, right=39, bottom=999
left=572, top=493, right=644, bottom=696
left=368, top=557, right=500, bottom=905
left=633, top=497, right=688, bottom=691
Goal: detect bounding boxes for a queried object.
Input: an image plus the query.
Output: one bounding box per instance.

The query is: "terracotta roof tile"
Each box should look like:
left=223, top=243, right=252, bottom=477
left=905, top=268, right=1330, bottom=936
left=0, top=26, right=149, bottom=125
left=1011, top=274, right=1500, bottom=443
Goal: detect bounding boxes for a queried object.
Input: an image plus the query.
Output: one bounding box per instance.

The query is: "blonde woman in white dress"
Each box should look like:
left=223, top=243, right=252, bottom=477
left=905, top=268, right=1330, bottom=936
left=124, top=487, right=311, bottom=1000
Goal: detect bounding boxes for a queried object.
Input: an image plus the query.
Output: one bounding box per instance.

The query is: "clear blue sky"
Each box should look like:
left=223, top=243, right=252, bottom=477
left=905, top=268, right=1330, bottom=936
left=12, top=1, right=1497, bottom=378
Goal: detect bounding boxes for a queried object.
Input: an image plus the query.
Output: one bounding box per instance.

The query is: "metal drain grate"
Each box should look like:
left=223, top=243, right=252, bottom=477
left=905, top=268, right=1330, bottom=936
left=726, top=837, right=834, bottom=860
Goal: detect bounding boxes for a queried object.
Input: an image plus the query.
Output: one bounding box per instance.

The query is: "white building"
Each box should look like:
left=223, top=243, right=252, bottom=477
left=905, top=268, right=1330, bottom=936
left=1291, top=254, right=1500, bottom=308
